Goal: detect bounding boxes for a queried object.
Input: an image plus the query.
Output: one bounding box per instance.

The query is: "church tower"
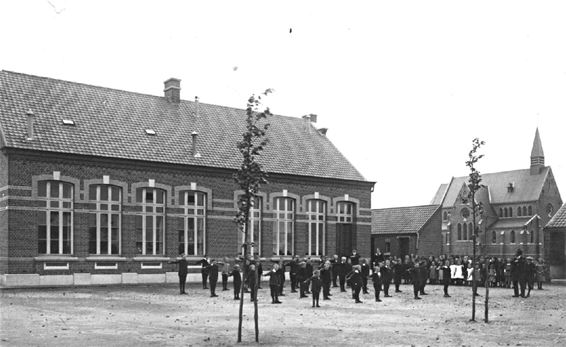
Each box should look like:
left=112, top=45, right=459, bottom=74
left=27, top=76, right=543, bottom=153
left=530, top=128, right=545, bottom=175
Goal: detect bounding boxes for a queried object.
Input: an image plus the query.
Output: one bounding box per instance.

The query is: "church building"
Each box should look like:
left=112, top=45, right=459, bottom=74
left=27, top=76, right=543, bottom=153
left=432, top=129, right=562, bottom=275
left=0, top=71, right=374, bottom=287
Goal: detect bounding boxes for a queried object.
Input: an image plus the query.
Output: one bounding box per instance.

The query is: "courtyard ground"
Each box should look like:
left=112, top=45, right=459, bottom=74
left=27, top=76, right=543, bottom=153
left=1, top=282, right=565, bottom=347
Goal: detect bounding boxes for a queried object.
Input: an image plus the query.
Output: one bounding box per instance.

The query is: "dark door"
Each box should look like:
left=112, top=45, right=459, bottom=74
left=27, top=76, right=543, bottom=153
left=336, top=224, right=353, bottom=257
left=398, top=237, right=410, bottom=259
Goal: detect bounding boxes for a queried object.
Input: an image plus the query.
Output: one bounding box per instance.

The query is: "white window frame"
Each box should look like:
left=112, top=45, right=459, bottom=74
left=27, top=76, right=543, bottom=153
left=91, top=185, right=122, bottom=255
left=307, top=199, right=326, bottom=256
left=179, top=191, right=207, bottom=256
left=94, top=262, right=118, bottom=270
left=44, top=262, right=70, bottom=270
left=137, top=188, right=166, bottom=255
left=336, top=202, right=354, bottom=223
left=273, top=197, right=295, bottom=256
left=38, top=181, right=74, bottom=255
left=141, top=262, right=163, bottom=269
left=240, top=197, right=262, bottom=256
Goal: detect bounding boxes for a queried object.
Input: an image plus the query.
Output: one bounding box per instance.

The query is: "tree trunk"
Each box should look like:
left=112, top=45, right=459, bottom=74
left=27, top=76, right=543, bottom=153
left=254, top=280, right=259, bottom=342
left=484, top=272, right=489, bottom=323
left=237, top=243, right=247, bottom=343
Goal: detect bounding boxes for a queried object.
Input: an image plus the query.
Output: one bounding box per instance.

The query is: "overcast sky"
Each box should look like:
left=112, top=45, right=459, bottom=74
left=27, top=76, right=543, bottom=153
left=1, top=0, right=565, bottom=208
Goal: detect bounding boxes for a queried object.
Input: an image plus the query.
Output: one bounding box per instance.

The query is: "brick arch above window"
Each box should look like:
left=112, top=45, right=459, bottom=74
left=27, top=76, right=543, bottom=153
left=233, top=190, right=268, bottom=210
left=332, top=196, right=361, bottom=215
left=301, top=193, right=331, bottom=212
left=268, top=191, right=301, bottom=212
left=131, top=182, right=173, bottom=206
left=32, top=174, right=80, bottom=201
left=83, top=178, right=128, bottom=201
left=175, top=184, right=213, bottom=209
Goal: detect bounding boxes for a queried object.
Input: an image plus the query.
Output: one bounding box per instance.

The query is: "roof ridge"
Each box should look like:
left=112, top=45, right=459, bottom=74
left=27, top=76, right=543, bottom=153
left=372, top=204, right=440, bottom=211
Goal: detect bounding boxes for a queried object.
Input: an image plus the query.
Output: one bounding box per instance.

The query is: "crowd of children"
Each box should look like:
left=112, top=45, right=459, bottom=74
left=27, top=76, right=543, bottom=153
left=169, top=248, right=552, bottom=306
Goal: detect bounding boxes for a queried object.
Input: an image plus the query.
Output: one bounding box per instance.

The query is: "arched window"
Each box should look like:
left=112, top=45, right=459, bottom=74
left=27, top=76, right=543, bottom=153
left=509, top=208, right=513, bottom=217
left=443, top=211, right=448, bottom=221
left=504, top=208, right=508, bottom=218
left=491, top=230, right=497, bottom=244
left=530, top=230, right=535, bottom=243
left=178, top=190, right=207, bottom=256
left=88, top=184, right=121, bottom=255
left=273, top=197, right=295, bottom=256
left=469, top=223, right=474, bottom=240
left=510, top=230, right=516, bottom=244
left=499, top=208, right=503, bottom=217
left=523, top=206, right=527, bottom=216
left=528, top=206, right=533, bottom=216
left=457, top=223, right=462, bottom=240
left=306, top=199, right=326, bottom=256
left=463, top=223, right=468, bottom=240
left=500, top=231, right=505, bottom=243
left=517, top=207, right=522, bottom=217
left=38, top=181, right=74, bottom=255
left=136, top=187, right=166, bottom=255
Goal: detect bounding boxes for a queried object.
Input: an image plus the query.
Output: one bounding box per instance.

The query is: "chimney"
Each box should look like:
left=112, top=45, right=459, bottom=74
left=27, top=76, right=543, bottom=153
left=318, top=128, right=328, bottom=136
left=164, top=78, right=181, bottom=103
left=26, top=109, right=35, bottom=140
left=191, top=131, right=201, bottom=158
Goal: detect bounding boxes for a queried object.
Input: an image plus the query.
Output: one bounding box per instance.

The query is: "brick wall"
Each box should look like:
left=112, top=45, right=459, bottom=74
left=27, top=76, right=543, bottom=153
left=3, top=150, right=373, bottom=275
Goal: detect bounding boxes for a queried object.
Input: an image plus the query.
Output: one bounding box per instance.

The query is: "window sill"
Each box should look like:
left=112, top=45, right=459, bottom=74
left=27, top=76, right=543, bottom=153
left=35, top=255, right=79, bottom=261
left=133, top=256, right=169, bottom=261
left=86, top=256, right=127, bottom=262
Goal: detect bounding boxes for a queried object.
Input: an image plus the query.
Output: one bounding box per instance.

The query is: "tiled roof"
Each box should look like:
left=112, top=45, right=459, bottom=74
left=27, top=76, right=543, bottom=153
left=435, top=168, right=550, bottom=207
left=430, top=183, right=448, bottom=205
left=489, top=218, right=532, bottom=230
left=531, top=128, right=544, bottom=157
left=0, top=71, right=367, bottom=182
left=371, top=205, right=440, bottom=234
left=546, top=203, right=566, bottom=228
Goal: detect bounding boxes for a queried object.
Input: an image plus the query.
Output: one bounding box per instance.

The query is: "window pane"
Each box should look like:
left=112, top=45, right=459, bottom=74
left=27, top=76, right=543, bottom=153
left=89, top=226, right=97, bottom=254
left=197, top=192, right=204, bottom=206
left=111, top=186, right=121, bottom=202
left=156, top=190, right=164, bottom=204
left=196, top=218, right=204, bottom=255
left=136, top=188, right=143, bottom=203
left=135, top=216, right=143, bottom=254
left=100, top=186, right=109, bottom=201
left=50, top=182, right=59, bottom=198
left=145, top=190, right=153, bottom=203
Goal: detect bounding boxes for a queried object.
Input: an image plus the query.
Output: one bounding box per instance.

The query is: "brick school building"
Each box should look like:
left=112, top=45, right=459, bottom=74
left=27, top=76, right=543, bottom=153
left=0, top=71, right=374, bottom=287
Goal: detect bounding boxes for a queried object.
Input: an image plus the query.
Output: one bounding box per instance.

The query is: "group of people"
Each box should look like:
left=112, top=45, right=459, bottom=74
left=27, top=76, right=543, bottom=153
left=169, top=248, right=551, bottom=307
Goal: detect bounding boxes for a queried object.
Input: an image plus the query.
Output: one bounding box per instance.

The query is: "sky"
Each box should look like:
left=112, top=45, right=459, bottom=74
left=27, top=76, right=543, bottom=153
left=1, top=0, right=565, bottom=209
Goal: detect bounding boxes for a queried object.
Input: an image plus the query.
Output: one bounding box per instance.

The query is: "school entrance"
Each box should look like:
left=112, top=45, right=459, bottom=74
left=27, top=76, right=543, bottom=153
left=336, top=224, right=354, bottom=257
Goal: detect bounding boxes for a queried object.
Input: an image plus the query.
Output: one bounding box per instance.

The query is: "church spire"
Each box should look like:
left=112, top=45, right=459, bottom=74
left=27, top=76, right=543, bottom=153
left=530, top=127, right=545, bottom=175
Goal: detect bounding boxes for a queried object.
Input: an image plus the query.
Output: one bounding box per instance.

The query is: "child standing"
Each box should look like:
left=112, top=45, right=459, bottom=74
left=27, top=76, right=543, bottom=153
left=371, top=264, right=383, bottom=302
left=439, top=259, right=451, bottom=297
left=304, top=270, right=323, bottom=307
left=230, top=264, right=242, bottom=300
left=263, top=263, right=282, bottom=304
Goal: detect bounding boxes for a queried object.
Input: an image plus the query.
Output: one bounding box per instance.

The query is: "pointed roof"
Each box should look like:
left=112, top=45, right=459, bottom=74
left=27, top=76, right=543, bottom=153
left=434, top=167, right=551, bottom=206
left=546, top=203, right=566, bottom=229
left=531, top=128, right=545, bottom=158
left=372, top=205, right=440, bottom=234
left=0, top=70, right=369, bottom=182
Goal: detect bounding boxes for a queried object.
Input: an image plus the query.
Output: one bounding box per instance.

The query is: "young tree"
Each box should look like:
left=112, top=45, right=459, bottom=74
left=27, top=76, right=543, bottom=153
left=465, top=138, right=485, bottom=322
left=234, top=89, right=272, bottom=343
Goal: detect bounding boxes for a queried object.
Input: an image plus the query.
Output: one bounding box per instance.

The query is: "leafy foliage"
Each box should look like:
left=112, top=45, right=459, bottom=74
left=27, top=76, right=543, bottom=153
left=233, top=89, right=272, bottom=230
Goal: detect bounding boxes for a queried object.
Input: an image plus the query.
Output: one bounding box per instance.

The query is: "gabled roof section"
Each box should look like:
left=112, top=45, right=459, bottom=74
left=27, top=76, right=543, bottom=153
left=546, top=203, right=566, bottom=229
left=430, top=183, right=449, bottom=205
left=0, top=71, right=367, bottom=182
left=372, top=205, right=440, bottom=234
left=437, top=168, right=550, bottom=206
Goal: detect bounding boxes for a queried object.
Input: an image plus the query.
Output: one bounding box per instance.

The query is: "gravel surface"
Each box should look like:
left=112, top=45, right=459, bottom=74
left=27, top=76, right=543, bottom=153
left=1, top=282, right=565, bottom=346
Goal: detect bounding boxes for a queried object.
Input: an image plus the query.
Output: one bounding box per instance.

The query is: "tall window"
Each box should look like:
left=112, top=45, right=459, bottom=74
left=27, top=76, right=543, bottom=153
left=136, top=188, right=165, bottom=255
left=510, top=230, right=516, bottom=244
left=273, top=197, right=295, bottom=256
left=89, top=185, right=121, bottom=255
left=463, top=223, right=468, bottom=241
left=468, top=222, right=474, bottom=240
left=178, top=191, right=206, bottom=256
left=443, top=211, right=448, bottom=221
left=517, top=207, right=522, bottom=217
left=504, top=208, right=508, bottom=218
left=240, top=196, right=262, bottom=256
left=528, top=206, right=533, bottom=216
left=530, top=230, right=535, bottom=243
left=522, top=206, right=527, bottom=216
left=457, top=223, right=462, bottom=240
left=491, top=230, right=497, bottom=244
left=307, top=199, right=326, bottom=256
left=38, top=181, right=73, bottom=254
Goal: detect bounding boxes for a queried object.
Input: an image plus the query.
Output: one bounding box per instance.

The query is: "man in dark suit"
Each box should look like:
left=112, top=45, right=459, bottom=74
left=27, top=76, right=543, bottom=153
left=337, top=256, right=348, bottom=292
left=169, top=253, right=188, bottom=294
left=348, top=265, right=363, bottom=303
left=350, top=249, right=360, bottom=266
left=511, top=249, right=527, bottom=297
left=207, top=259, right=219, bottom=297
left=196, top=256, right=210, bottom=289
